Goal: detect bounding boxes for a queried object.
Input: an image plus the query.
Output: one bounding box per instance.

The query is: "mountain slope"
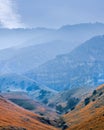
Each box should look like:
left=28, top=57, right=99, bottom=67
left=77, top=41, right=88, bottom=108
left=63, top=84, right=104, bottom=130
left=0, top=40, right=73, bottom=74
left=0, top=96, right=57, bottom=130
left=1, top=92, right=58, bottom=120
left=27, top=35, right=104, bottom=91
left=46, top=86, right=94, bottom=114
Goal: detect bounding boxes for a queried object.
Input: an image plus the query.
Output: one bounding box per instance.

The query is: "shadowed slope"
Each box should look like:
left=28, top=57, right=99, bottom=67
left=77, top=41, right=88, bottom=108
left=0, top=96, right=57, bottom=130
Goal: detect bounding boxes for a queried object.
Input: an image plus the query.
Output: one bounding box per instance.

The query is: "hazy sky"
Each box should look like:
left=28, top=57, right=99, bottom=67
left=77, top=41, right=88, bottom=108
left=0, top=0, right=104, bottom=28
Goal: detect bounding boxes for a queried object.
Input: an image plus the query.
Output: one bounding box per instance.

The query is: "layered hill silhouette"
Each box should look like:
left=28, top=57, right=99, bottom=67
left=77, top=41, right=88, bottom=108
left=27, top=35, right=104, bottom=91
left=1, top=23, right=104, bottom=74
left=0, top=23, right=104, bottom=130
left=0, top=40, right=72, bottom=73
left=64, top=84, right=104, bottom=130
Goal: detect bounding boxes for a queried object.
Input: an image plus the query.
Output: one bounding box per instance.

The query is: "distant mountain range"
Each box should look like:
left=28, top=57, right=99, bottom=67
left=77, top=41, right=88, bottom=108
left=1, top=22, right=104, bottom=49
left=0, top=23, right=104, bottom=96
left=1, top=23, right=104, bottom=74
left=0, top=40, right=74, bottom=73
left=27, top=35, right=104, bottom=91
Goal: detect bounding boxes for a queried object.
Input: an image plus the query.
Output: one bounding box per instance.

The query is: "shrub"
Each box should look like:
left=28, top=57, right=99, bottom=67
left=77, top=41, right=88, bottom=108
left=84, top=97, right=90, bottom=106
left=65, top=98, right=79, bottom=111
left=56, top=105, right=64, bottom=113
left=92, top=90, right=97, bottom=95
left=92, top=98, right=95, bottom=102
left=99, top=91, right=103, bottom=96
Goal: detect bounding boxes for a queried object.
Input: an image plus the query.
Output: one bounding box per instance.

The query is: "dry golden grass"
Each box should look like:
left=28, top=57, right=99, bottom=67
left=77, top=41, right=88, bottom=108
left=96, top=84, right=104, bottom=90
left=1, top=92, right=58, bottom=121
left=64, top=85, right=104, bottom=130
left=66, top=106, right=104, bottom=130
left=0, top=96, right=57, bottom=130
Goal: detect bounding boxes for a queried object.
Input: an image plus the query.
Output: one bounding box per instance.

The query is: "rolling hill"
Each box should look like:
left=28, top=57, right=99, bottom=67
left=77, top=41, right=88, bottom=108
left=0, top=95, right=57, bottom=130
left=0, top=73, right=56, bottom=103
left=63, top=84, right=104, bottom=130
left=1, top=91, right=59, bottom=121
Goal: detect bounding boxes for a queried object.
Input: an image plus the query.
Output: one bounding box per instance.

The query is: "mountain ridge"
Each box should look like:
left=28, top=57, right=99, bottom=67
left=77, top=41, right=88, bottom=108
left=26, top=35, right=104, bottom=91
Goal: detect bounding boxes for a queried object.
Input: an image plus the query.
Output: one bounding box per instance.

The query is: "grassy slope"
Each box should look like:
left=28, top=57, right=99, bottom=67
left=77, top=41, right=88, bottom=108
left=64, top=84, right=104, bottom=130
left=0, top=96, right=57, bottom=130
left=1, top=92, right=58, bottom=120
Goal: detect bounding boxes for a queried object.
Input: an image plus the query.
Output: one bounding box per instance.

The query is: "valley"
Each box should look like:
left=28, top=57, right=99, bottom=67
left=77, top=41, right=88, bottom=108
left=0, top=84, right=104, bottom=130
left=0, top=23, right=104, bottom=130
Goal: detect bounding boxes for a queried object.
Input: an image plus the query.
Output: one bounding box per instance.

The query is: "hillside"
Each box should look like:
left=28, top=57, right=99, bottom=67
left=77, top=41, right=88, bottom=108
left=63, top=84, right=104, bottom=130
left=46, top=86, right=94, bottom=114
left=27, top=35, right=104, bottom=91
left=0, top=73, right=56, bottom=103
left=0, top=95, right=57, bottom=130
left=1, top=92, right=58, bottom=120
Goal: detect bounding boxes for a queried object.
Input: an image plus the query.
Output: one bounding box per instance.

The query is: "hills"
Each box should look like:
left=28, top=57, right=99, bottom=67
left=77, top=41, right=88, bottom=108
left=0, top=73, right=56, bottom=103
left=0, top=40, right=73, bottom=73
left=46, top=86, right=94, bottom=114
left=0, top=95, right=57, bottom=130
left=1, top=23, right=104, bottom=74
left=27, top=35, right=104, bottom=91
left=0, top=84, right=103, bottom=130
left=0, top=23, right=104, bottom=129
left=63, top=84, right=104, bottom=130
left=1, top=92, right=59, bottom=122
